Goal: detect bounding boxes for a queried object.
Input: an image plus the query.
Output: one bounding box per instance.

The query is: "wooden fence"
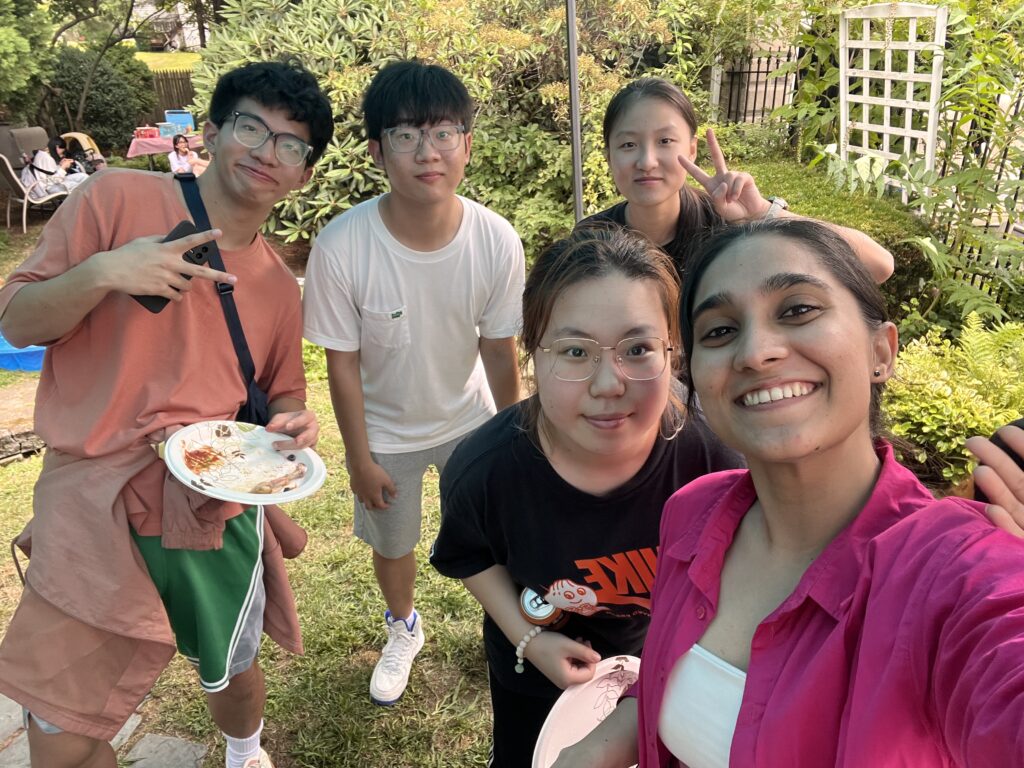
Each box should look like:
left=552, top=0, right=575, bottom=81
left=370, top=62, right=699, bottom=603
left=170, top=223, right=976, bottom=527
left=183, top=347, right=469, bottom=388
left=147, top=69, right=196, bottom=124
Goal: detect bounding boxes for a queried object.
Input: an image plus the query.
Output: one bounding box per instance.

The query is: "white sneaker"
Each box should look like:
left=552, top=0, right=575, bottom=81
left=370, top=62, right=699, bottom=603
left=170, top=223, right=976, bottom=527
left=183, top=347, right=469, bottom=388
left=369, top=610, right=425, bottom=705
left=241, top=748, right=274, bottom=768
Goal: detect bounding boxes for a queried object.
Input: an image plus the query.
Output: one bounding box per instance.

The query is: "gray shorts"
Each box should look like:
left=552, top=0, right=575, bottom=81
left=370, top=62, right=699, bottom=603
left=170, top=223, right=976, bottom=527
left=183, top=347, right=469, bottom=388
left=350, top=435, right=464, bottom=559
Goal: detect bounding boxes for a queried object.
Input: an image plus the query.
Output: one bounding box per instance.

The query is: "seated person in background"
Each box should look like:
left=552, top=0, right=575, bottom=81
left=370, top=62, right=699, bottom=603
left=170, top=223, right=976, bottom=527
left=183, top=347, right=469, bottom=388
left=168, top=134, right=209, bottom=175
left=20, top=137, right=89, bottom=198
left=64, top=137, right=107, bottom=174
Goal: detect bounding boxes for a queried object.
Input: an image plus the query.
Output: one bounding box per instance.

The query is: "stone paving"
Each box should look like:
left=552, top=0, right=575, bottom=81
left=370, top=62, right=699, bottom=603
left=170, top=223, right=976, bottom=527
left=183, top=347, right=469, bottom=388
left=0, top=694, right=208, bottom=767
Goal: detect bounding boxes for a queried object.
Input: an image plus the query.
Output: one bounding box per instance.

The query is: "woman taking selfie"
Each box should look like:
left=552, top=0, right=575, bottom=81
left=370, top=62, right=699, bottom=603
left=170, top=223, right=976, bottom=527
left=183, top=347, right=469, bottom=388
left=431, top=226, right=741, bottom=767
left=584, top=78, right=894, bottom=283
left=553, top=218, right=1024, bottom=767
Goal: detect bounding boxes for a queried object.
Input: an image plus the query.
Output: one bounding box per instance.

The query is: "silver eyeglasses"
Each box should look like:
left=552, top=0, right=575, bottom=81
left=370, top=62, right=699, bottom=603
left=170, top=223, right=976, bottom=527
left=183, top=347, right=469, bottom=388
left=230, top=111, right=312, bottom=167
left=537, top=337, right=673, bottom=382
left=382, top=124, right=466, bottom=153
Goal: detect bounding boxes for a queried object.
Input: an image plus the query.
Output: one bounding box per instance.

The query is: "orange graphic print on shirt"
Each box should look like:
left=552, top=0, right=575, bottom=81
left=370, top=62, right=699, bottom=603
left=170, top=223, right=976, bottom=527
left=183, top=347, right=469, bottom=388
left=543, top=547, right=658, bottom=617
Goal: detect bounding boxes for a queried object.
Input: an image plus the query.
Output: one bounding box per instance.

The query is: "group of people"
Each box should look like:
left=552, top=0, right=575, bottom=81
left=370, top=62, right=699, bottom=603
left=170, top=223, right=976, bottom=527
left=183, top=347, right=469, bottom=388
left=0, top=54, right=1021, bottom=768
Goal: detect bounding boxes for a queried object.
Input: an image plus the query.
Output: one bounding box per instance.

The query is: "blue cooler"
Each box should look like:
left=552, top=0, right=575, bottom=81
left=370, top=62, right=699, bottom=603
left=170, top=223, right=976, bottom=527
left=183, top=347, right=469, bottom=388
left=164, top=110, right=196, bottom=133
left=0, top=330, right=44, bottom=372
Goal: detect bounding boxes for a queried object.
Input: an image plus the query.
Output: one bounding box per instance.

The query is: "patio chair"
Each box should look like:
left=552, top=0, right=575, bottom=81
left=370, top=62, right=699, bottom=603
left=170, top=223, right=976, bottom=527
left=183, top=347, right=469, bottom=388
left=0, top=153, right=68, bottom=233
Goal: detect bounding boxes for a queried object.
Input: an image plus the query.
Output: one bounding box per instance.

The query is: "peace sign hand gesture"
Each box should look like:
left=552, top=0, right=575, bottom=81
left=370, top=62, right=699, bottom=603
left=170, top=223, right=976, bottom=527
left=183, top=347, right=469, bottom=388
left=678, top=127, right=772, bottom=223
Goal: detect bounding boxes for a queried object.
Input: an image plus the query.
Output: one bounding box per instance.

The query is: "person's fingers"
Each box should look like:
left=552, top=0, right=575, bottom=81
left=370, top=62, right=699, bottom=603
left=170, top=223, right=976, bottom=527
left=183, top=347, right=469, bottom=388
left=729, top=173, right=750, bottom=202
left=164, top=228, right=221, bottom=249
left=967, top=432, right=1024, bottom=500
left=973, top=464, right=1023, bottom=525
left=183, top=263, right=237, bottom=284
left=677, top=154, right=713, bottom=188
left=706, top=127, right=729, bottom=176
left=385, top=476, right=399, bottom=498
left=984, top=504, right=1024, bottom=540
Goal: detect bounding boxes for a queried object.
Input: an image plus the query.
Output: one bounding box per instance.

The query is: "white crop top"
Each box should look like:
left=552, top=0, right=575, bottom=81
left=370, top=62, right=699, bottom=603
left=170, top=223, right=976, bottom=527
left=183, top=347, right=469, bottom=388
left=657, top=644, right=747, bottom=768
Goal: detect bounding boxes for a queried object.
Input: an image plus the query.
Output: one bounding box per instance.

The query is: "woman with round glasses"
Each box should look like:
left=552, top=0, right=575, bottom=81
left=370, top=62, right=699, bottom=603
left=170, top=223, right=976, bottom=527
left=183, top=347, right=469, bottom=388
left=168, top=134, right=209, bottom=176
left=431, top=226, right=742, bottom=767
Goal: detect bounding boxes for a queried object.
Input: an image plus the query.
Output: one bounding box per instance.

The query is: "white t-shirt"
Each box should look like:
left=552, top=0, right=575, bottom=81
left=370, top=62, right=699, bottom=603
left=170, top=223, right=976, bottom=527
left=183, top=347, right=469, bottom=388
left=168, top=150, right=197, bottom=174
left=303, top=195, right=525, bottom=453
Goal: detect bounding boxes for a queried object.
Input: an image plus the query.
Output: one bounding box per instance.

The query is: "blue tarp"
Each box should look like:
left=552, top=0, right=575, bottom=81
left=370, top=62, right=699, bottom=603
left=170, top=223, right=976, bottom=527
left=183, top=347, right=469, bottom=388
left=0, top=330, right=43, bottom=371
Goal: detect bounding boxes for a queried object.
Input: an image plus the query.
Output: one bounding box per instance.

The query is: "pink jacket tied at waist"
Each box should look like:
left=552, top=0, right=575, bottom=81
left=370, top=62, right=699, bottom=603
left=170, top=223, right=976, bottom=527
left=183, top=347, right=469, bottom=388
left=0, top=447, right=306, bottom=740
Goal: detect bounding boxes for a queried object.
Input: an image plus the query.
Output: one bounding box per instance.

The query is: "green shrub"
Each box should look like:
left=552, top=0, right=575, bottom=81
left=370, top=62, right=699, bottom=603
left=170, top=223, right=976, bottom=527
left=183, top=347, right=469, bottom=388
left=48, top=44, right=156, bottom=153
left=701, top=122, right=792, bottom=163
left=884, top=314, right=1024, bottom=488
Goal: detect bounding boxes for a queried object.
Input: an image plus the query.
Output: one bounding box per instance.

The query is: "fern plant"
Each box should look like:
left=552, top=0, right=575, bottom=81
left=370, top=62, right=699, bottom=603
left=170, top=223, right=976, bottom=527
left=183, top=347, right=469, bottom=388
left=884, top=313, right=1024, bottom=487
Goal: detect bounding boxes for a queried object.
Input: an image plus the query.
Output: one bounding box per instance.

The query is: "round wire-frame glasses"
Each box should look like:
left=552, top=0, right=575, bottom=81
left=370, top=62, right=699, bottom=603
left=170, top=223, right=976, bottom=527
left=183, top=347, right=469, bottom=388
left=537, top=336, right=672, bottom=382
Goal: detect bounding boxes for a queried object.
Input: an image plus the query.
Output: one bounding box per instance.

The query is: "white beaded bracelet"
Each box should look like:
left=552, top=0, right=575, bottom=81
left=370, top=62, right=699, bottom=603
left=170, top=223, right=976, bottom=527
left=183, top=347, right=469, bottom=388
left=515, top=626, right=543, bottom=673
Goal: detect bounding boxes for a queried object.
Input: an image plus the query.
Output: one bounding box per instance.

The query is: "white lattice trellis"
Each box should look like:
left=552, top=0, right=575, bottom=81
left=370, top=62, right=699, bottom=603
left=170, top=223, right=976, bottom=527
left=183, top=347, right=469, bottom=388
left=839, top=3, right=949, bottom=195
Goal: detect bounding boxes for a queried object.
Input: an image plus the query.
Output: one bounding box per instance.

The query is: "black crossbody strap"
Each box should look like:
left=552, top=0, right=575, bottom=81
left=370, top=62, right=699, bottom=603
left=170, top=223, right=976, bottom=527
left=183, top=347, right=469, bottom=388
left=177, top=175, right=258, bottom=387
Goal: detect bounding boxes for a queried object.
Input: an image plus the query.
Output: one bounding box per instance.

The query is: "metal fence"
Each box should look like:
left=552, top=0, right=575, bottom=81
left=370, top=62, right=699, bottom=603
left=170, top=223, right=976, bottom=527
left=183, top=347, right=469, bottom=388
left=147, top=69, right=196, bottom=124
left=712, top=47, right=798, bottom=124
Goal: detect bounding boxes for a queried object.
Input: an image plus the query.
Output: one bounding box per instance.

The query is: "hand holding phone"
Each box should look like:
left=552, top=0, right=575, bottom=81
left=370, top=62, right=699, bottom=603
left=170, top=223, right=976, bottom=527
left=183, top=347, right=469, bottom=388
left=132, top=220, right=218, bottom=313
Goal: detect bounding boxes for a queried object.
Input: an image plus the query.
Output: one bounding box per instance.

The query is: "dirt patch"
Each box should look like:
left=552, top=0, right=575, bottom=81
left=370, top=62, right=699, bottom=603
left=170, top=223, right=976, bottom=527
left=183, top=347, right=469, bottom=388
left=0, top=378, right=36, bottom=435
left=266, top=235, right=311, bottom=278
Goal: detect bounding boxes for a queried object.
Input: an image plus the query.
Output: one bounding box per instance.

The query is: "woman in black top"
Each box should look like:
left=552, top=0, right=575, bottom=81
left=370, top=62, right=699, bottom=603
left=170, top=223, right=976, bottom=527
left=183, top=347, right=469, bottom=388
left=431, top=227, right=743, bottom=767
left=580, top=77, right=894, bottom=283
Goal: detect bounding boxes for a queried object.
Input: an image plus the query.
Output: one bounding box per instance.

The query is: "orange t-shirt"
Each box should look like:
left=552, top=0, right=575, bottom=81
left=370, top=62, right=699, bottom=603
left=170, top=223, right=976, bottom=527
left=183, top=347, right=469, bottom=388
left=0, top=169, right=305, bottom=528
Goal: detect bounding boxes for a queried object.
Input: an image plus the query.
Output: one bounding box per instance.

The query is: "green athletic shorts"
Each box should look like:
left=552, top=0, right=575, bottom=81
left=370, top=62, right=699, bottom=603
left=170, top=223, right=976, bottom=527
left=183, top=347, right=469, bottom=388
left=131, top=505, right=266, bottom=693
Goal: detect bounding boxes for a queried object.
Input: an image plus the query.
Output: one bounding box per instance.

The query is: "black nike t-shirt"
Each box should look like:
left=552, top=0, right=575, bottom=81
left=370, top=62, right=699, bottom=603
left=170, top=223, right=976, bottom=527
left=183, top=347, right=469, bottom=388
left=430, top=398, right=743, bottom=696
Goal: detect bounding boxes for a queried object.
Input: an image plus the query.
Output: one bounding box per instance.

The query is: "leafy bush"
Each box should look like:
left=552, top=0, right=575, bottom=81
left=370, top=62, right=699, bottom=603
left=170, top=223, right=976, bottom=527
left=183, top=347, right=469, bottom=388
left=0, top=0, right=51, bottom=120
left=884, top=314, right=1024, bottom=488
left=48, top=44, right=156, bottom=153
left=701, top=122, right=792, bottom=163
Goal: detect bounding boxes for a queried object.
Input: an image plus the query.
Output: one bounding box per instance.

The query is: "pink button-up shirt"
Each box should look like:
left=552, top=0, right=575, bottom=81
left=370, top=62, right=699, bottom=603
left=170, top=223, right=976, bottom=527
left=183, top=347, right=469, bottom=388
left=637, top=443, right=1024, bottom=767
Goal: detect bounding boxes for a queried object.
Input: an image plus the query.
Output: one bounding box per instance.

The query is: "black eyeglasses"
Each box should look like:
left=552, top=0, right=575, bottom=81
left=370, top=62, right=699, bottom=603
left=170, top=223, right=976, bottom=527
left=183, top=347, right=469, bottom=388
left=229, top=111, right=312, bottom=166
left=382, top=124, right=466, bottom=153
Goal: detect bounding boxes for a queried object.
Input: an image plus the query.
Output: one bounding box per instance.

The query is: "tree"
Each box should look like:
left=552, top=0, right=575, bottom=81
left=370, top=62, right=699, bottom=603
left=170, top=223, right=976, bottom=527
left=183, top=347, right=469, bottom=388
left=0, top=0, right=53, bottom=120
left=44, top=43, right=156, bottom=151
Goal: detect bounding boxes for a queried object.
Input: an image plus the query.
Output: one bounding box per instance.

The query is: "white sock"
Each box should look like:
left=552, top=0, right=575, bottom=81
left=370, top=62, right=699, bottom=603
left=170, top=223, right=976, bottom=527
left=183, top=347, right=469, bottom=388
left=224, top=720, right=263, bottom=768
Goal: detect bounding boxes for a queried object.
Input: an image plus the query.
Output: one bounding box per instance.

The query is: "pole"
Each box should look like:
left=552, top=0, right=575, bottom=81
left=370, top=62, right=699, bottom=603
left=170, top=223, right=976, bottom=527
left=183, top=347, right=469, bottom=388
left=565, top=0, right=584, bottom=222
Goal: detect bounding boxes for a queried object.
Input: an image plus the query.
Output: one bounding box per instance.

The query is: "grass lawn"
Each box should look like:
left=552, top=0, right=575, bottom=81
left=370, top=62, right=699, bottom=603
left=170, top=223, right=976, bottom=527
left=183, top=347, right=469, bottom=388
left=136, top=51, right=202, bottom=72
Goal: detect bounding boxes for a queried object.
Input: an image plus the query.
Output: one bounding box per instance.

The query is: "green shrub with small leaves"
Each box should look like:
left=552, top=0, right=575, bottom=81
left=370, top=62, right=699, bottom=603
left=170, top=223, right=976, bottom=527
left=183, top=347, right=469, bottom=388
left=884, top=313, right=1024, bottom=488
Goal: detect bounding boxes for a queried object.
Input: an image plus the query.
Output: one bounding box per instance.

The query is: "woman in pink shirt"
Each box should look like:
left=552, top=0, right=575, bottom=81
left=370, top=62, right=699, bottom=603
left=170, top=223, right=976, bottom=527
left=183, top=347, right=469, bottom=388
left=553, top=218, right=1024, bottom=767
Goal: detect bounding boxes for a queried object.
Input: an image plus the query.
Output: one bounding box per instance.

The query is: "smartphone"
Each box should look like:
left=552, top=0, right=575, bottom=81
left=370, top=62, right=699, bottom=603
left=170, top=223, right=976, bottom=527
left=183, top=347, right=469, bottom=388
left=132, top=220, right=210, bottom=313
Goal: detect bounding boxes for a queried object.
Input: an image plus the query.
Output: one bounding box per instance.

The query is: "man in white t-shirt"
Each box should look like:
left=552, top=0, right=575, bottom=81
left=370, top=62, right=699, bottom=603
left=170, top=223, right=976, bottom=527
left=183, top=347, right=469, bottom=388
left=303, top=60, right=525, bottom=706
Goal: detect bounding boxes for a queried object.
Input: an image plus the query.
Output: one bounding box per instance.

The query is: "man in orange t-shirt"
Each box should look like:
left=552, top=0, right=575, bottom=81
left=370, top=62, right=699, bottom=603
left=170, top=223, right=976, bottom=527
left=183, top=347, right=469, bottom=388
left=0, top=61, right=333, bottom=768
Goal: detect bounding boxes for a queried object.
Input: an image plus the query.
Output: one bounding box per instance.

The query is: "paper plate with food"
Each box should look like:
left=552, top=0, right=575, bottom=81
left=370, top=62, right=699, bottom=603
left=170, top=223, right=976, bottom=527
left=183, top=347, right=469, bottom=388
left=164, top=420, right=326, bottom=505
left=532, top=655, right=640, bottom=768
